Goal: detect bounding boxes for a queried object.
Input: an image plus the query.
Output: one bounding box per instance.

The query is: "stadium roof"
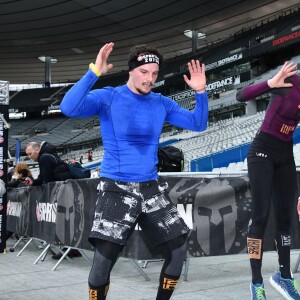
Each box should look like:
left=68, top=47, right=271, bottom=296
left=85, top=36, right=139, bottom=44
left=1, top=0, right=300, bottom=85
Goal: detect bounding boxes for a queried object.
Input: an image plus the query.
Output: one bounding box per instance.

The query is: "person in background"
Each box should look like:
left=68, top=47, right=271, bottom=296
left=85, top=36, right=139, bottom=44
left=24, top=141, right=71, bottom=186
left=60, top=42, right=208, bottom=300
left=7, top=160, right=14, bottom=182
left=7, top=162, right=33, bottom=188
left=90, top=166, right=100, bottom=178
left=87, top=151, right=93, bottom=162
left=79, top=155, right=83, bottom=164
left=236, top=61, right=300, bottom=300
left=6, top=162, right=33, bottom=242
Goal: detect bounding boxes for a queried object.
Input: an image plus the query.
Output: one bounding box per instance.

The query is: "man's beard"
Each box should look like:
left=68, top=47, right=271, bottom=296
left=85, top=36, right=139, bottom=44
left=136, top=83, right=152, bottom=95
left=136, top=88, right=150, bottom=95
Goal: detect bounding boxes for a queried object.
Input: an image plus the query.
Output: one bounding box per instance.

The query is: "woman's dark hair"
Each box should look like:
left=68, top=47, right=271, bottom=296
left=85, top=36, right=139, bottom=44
left=128, top=44, right=163, bottom=66
left=18, top=169, right=29, bottom=177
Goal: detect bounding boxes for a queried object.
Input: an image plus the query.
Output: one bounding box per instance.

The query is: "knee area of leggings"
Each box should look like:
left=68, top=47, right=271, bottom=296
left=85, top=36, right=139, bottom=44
left=248, top=228, right=264, bottom=239
left=275, top=230, right=291, bottom=240
left=275, top=223, right=291, bottom=233
left=171, top=233, right=188, bottom=248
left=160, top=234, right=188, bottom=258
left=94, top=240, right=124, bottom=260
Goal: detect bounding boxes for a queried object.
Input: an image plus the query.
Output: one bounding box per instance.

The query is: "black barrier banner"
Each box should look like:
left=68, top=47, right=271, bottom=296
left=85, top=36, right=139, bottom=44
left=6, top=175, right=300, bottom=259
left=7, top=187, right=31, bottom=236
left=0, top=104, right=9, bottom=253
left=33, top=182, right=58, bottom=243
left=122, top=176, right=253, bottom=259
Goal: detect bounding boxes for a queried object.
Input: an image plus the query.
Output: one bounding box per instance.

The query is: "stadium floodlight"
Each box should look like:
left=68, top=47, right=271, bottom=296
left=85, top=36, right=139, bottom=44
left=71, top=47, right=85, bottom=54
left=184, top=30, right=206, bottom=39
left=38, top=56, right=58, bottom=63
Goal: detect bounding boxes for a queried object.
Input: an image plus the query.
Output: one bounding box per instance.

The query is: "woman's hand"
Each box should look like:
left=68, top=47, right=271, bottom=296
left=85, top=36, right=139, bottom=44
left=267, top=61, right=298, bottom=88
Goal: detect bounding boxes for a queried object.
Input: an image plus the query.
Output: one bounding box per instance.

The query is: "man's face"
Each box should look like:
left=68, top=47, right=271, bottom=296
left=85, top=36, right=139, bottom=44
left=128, top=63, right=159, bottom=95
left=25, top=146, right=40, bottom=162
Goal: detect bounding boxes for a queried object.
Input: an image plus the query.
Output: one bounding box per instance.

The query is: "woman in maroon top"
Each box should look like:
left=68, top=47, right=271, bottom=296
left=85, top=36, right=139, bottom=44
left=236, top=61, right=300, bottom=300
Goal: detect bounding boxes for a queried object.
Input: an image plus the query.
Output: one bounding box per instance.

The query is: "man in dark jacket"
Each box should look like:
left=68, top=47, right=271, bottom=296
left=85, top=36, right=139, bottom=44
left=24, top=141, right=71, bottom=185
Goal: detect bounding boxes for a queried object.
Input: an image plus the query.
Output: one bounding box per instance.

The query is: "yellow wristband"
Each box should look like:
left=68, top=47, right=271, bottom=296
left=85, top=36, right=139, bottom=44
left=89, top=63, right=101, bottom=77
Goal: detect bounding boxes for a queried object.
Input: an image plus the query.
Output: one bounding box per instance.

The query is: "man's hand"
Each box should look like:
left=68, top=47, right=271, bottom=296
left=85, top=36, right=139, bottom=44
left=183, top=60, right=206, bottom=93
left=23, top=177, right=33, bottom=186
left=267, top=61, right=298, bottom=88
left=94, top=42, right=114, bottom=75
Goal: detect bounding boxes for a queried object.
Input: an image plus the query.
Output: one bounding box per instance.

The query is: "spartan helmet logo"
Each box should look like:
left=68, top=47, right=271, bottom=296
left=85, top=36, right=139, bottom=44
left=54, top=181, right=84, bottom=247
left=194, top=178, right=237, bottom=255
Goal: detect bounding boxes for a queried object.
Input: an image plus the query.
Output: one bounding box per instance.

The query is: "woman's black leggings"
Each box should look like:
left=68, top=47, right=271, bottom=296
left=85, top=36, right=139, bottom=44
left=247, top=131, right=296, bottom=283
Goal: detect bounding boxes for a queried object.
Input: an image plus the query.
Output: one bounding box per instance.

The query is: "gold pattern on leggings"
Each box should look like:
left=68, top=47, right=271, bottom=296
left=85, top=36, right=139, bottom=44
left=247, top=237, right=262, bottom=259
left=89, top=288, right=98, bottom=300
left=163, top=277, right=178, bottom=290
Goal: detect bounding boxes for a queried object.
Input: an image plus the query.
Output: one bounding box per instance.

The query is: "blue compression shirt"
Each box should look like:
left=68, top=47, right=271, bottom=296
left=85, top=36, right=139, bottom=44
left=60, top=69, right=208, bottom=182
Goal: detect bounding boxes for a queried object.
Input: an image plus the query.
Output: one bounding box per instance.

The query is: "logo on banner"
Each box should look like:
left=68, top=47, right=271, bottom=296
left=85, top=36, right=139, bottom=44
left=167, top=177, right=252, bottom=256
left=272, top=30, right=300, bottom=46
left=206, top=76, right=240, bottom=92
left=54, top=180, right=85, bottom=247
left=196, top=181, right=238, bottom=254
left=206, top=53, right=243, bottom=71
left=6, top=200, right=22, bottom=217
left=36, top=202, right=57, bottom=223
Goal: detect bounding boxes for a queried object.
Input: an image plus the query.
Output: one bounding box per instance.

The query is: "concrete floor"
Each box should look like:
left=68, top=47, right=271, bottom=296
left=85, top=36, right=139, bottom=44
left=1, top=237, right=300, bottom=299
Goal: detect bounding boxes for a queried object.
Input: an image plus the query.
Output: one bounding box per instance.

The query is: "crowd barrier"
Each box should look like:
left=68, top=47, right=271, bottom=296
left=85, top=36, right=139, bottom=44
left=6, top=174, right=300, bottom=260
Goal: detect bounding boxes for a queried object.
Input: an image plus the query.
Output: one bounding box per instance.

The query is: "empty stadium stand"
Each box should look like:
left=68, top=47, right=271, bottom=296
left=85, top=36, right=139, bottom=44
left=7, top=8, right=300, bottom=173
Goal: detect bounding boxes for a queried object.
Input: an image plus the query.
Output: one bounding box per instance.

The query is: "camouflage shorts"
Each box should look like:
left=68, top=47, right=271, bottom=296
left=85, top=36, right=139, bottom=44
left=89, top=177, right=189, bottom=247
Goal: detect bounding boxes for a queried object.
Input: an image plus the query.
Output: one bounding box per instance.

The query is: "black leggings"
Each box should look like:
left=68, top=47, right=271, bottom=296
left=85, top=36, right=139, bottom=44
left=247, top=131, right=296, bottom=237
left=88, top=235, right=188, bottom=288
left=247, top=131, right=296, bottom=281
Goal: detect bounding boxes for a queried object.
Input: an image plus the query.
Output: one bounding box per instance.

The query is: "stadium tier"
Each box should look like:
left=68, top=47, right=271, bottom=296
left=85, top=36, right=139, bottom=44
left=6, top=8, right=300, bottom=171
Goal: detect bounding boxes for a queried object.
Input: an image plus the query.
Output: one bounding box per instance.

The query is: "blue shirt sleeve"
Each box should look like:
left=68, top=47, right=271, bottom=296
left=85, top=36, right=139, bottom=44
left=60, top=69, right=112, bottom=118
left=163, top=92, right=208, bottom=131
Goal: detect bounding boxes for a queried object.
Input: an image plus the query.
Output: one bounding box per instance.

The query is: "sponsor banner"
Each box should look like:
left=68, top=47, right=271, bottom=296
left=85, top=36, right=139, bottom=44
left=169, top=90, right=195, bottom=102
left=272, top=30, right=300, bottom=47
left=6, top=175, right=300, bottom=259
left=169, top=76, right=241, bottom=101
left=251, top=29, right=300, bottom=57
left=205, top=53, right=243, bottom=71
left=206, top=75, right=240, bottom=92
